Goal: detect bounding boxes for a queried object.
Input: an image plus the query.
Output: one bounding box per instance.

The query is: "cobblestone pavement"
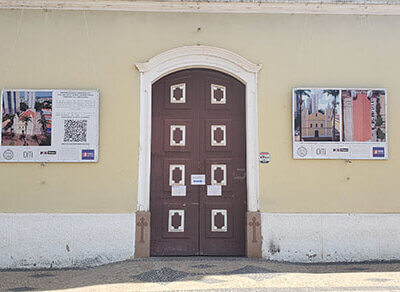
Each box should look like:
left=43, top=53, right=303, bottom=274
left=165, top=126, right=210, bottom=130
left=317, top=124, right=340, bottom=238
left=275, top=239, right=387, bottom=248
left=2, top=257, right=400, bottom=291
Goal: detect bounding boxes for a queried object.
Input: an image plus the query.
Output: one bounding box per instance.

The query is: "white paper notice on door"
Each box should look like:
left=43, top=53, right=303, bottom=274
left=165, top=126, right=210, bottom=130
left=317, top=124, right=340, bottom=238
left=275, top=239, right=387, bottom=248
left=207, top=185, right=222, bottom=196
left=171, top=185, right=186, bottom=196
left=191, top=174, right=205, bottom=185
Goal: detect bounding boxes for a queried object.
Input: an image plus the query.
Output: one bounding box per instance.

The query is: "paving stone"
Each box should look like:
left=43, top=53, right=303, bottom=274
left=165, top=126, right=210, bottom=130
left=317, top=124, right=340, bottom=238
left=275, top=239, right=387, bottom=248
left=365, top=278, right=391, bottom=282
left=219, top=265, right=278, bottom=281
left=191, top=264, right=216, bottom=269
left=198, top=277, right=227, bottom=284
left=345, top=267, right=369, bottom=271
left=29, top=273, right=55, bottom=278
left=7, top=287, right=36, bottom=292
left=2, top=258, right=400, bottom=291
left=220, top=265, right=276, bottom=275
left=131, top=267, right=195, bottom=283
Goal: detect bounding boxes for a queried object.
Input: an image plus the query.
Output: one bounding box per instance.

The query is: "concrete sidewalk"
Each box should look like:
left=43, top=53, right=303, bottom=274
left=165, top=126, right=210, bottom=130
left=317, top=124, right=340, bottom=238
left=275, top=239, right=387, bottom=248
left=1, top=257, right=400, bottom=291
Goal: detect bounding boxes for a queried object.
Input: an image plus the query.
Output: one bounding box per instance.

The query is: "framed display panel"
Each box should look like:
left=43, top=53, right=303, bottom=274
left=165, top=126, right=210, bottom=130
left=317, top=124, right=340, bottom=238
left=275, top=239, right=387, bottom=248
left=292, top=88, right=387, bottom=160
left=1, top=89, right=99, bottom=162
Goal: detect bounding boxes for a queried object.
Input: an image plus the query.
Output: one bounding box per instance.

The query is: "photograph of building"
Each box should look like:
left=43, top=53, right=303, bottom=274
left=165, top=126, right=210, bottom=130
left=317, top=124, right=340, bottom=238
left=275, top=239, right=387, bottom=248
left=294, top=89, right=340, bottom=141
left=342, top=90, right=386, bottom=142
left=1, top=90, right=52, bottom=146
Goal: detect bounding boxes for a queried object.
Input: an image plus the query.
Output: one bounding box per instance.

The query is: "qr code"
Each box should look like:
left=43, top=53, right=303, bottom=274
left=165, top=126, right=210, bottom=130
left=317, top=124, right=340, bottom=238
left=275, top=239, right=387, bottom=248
left=63, top=119, right=88, bottom=142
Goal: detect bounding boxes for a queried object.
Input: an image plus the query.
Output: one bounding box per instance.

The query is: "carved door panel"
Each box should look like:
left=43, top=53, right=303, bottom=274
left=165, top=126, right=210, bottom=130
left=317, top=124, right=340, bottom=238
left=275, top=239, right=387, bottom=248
left=198, top=70, right=246, bottom=255
left=150, top=70, right=199, bottom=255
left=150, top=69, right=246, bottom=256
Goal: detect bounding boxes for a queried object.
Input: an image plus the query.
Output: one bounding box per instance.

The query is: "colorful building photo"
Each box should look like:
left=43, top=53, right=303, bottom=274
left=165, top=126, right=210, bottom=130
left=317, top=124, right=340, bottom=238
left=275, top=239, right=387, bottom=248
left=293, top=88, right=387, bottom=160
left=294, top=89, right=341, bottom=142
left=342, top=90, right=386, bottom=142
left=1, top=90, right=52, bottom=146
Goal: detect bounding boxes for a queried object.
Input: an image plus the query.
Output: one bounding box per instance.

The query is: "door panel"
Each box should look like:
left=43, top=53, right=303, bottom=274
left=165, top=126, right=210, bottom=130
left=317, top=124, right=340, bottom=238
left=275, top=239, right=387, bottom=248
left=205, top=119, right=232, bottom=152
left=150, top=69, right=246, bottom=256
left=163, top=119, right=192, bottom=152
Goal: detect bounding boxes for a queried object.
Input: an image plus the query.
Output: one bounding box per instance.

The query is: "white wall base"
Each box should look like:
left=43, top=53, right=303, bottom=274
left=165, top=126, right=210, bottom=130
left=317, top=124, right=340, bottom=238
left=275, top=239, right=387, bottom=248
left=0, top=213, right=135, bottom=269
left=262, top=213, right=400, bottom=263
left=3, top=212, right=400, bottom=268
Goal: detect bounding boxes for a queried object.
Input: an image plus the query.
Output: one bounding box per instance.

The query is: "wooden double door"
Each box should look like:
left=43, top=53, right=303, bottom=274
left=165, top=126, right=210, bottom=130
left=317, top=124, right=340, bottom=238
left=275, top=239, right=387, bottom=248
left=150, top=69, right=247, bottom=256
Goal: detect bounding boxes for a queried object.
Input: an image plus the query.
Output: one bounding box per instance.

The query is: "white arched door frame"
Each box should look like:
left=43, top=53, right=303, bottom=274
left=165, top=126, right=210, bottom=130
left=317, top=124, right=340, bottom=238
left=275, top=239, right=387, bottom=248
left=135, top=45, right=261, bottom=212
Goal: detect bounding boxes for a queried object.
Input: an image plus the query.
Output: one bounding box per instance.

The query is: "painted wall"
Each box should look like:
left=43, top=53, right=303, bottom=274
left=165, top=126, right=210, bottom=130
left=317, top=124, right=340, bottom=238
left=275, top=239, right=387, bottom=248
left=0, top=10, right=399, bottom=213
left=261, top=213, right=400, bottom=262
left=0, top=213, right=135, bottom=268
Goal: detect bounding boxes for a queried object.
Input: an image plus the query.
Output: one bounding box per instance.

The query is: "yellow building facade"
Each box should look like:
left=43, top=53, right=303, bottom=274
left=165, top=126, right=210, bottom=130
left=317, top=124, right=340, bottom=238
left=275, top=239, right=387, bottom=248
left=1, top=1, right=400, bottom=268
left=301, top=109, right=334, bottom=140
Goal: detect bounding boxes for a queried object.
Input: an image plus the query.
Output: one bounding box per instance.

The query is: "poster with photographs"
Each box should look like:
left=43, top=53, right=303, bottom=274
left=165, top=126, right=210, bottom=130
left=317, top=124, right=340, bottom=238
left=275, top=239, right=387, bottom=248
left=293, top=88, right=387, bottom=159
left=1, top=89, right=99, bottom=162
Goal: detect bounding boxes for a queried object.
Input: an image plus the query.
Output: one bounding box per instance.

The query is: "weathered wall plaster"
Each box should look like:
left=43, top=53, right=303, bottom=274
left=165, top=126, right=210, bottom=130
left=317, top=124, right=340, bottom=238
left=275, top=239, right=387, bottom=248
left=262, top=213, right=400, bottom=262
left=0, top=213, right=135, bottom=269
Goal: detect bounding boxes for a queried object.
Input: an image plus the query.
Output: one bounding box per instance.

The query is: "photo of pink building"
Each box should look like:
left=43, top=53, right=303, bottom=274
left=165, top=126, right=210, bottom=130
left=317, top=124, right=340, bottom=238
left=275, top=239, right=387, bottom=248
left=1, top=90, right=52, bottom=146
left=342, top=90, right=386, bottom=142
left=352, top=91, right=372, bottom=142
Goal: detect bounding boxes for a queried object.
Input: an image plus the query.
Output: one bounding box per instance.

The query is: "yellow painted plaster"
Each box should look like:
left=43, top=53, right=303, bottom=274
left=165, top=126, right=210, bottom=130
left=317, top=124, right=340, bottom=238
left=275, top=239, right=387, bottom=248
left=0, top=10, right=398, bottom=213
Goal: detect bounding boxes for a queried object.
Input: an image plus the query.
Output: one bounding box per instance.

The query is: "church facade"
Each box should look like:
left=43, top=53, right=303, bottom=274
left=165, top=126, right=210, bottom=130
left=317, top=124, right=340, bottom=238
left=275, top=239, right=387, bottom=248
left=0, top=0, right=400, bottom=269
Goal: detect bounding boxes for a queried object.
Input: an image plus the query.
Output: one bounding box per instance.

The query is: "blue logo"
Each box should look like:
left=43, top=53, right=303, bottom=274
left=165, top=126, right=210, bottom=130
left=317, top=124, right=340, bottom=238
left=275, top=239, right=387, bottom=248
left=82, top=149, right=95, bottom=160
left=372, top=147, right=385, bottom=158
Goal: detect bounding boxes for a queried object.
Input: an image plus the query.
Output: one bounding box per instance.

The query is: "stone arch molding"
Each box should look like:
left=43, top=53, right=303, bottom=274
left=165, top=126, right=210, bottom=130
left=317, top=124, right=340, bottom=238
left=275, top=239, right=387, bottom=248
left=135, top=45, right=262, bottom=212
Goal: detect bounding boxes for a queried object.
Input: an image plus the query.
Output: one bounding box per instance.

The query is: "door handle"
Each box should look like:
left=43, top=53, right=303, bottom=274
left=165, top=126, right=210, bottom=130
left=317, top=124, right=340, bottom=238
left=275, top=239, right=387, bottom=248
left=234, top=168, right=246, bottom=180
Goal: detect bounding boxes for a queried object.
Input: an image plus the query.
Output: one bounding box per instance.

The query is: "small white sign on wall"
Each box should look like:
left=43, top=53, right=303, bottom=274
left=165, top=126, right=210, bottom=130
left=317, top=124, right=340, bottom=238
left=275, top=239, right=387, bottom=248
left=259, top=152, right=270, bottom=163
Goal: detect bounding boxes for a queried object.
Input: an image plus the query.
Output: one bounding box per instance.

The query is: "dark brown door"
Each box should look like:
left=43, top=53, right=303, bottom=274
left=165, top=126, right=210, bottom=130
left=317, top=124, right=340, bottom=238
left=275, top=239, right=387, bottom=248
left=150, top=69, right=246, bottom=256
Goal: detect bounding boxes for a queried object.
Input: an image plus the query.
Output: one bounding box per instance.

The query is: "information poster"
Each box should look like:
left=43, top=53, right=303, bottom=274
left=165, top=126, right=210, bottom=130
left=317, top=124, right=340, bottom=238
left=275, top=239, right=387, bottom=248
left=1, top=89, right=99, bottom=162
left=293, top=88, right=387, bottom=160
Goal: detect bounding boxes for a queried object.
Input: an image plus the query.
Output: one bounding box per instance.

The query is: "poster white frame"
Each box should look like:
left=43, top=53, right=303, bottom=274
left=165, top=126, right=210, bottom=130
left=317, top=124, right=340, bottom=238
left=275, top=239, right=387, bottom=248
left=292, top=87, right=388, bottom=160
left=0, top=88, right=99, bottom=163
